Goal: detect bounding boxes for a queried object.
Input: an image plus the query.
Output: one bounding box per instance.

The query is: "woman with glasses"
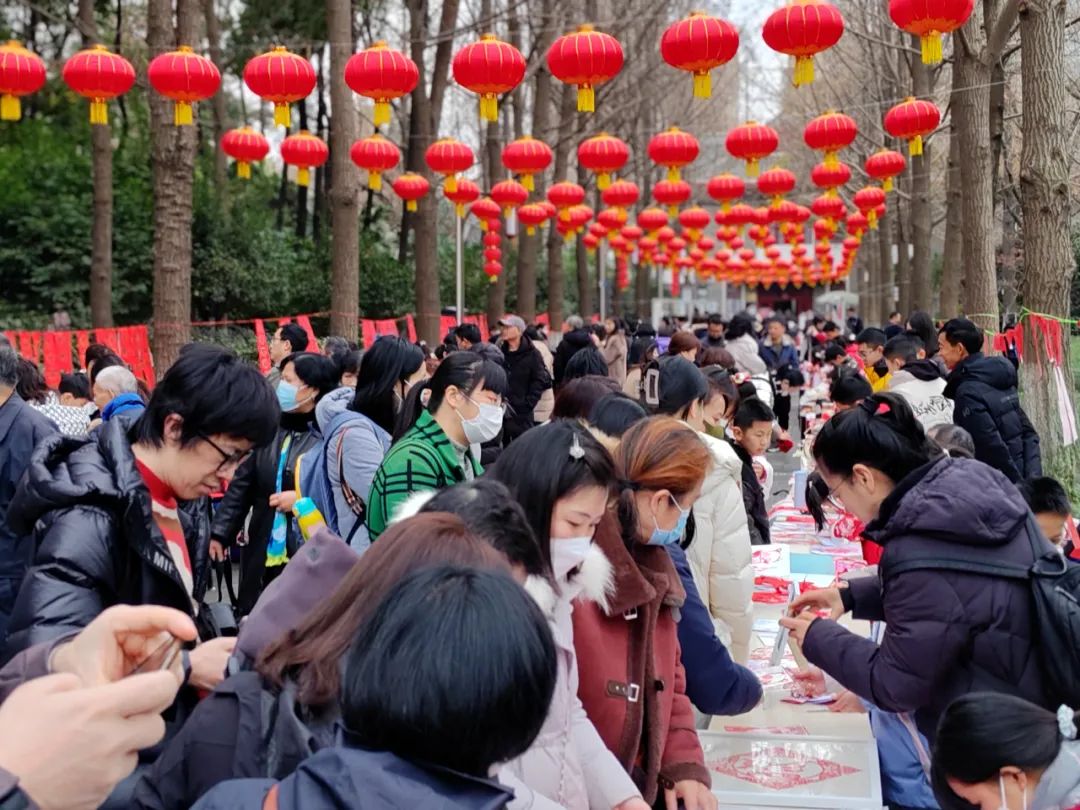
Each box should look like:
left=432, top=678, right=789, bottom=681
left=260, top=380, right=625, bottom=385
left=210, top=352, right=339, bottom=615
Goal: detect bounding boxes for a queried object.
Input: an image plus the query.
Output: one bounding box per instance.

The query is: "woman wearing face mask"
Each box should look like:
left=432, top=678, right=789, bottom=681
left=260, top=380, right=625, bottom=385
left=780, top=392, right=1049, bottom=744
left=210, top=353, right=339, bottom=615
left=573, top=417, right=718, bottom=810
left=366, top=352, right=507, bottom=541
left=932, top=693, right=1080, bottom=810
left=489, top=422, right=649, bottom=810
left=307, top=337, right=426, bottom=550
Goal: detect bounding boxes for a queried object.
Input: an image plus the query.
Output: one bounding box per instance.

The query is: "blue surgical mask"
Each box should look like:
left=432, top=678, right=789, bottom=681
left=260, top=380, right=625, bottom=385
left=649, top=493, right=691, bottom=546
left=276, top=380, right=299, bottom=413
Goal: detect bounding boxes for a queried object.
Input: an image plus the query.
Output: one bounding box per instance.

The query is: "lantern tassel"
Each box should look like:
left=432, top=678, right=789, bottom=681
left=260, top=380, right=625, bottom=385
left=526, top=225, right=536, bottom=236
left=90, top=99, right=108, bottom=126
left=480, top=220, right=489, bottom=232
left=369, top=172, right=382, bottom=192
left=445, top=175, right=458, bottom=194
left=480, top=95, right=498, bottom=122
left=0, top=95, right=20, bottom=122
left=883, top=176, right=894, bottom=193
left=489, top=275, right=498, bottom=284
left=374, top=100, right=391, bottom=127
left=407, top=200, right=418, bottom=212
left=521, top=174, right=534, bottom=192
left=274, top=103, right=291, bottom=129
left=868, top=210, right=878, bottom=230
left=921, top=33, right=943, bottom=65
left=668, top=205, right=678, bottom=218
left=667, top=167, right=680, bottom=183
left=909, top=135, right=923, bottom=157
left=559, top=209, right=571, bottom=223
left=597, top=172, right=611, bottom=191
left=824, top=150, right=839, bottom=168
left=793, top=56, right=815, bottom=87
left=746, top=159, right=760, bottom=178
left=456, top=203, right=465, bottom=217
left=722, top=201, right=731, bottom=214
left=238, top=162, right=252, bottom=180
left=563, top=232, right=573, bottom=244
left=174, top=101, right=194, bottom=126
left=297, top=168, right=311, bottom=187
left=693, top=72, right=711, bottom=99
left=576, top=85, right=595, bottom=113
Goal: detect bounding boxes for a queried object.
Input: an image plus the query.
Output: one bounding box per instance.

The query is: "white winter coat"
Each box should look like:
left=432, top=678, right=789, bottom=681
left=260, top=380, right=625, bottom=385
left=888, top=371, right=954, bottom=431
left=688, top=432, right=755, bottom=664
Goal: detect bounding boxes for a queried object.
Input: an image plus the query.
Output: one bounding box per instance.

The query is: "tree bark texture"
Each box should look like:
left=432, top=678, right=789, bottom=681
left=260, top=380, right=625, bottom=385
left=875, top=205, right=894, bottom=327
left=202, top=0, right=228, bottom=188
left=545, top=83, right=576, bottom=331
left=940, top=83, right=965, bottom=318
left=909, top=36, right=934, bottom=313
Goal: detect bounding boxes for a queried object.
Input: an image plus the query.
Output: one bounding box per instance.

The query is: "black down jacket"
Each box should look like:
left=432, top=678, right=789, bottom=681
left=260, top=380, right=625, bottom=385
left=944, top=352, right=1041, bottom=482
left=500, top=335, right=551, bottom=441
left=802, top=456, right=1050, bottom=742
left=3, top=418, right=211, bottom=660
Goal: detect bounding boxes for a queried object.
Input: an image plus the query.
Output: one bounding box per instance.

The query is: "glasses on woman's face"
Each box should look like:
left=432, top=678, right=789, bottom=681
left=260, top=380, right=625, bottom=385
left=198, top=433, right=252, bottom=474
left=825, top=476, right=852, bottom=510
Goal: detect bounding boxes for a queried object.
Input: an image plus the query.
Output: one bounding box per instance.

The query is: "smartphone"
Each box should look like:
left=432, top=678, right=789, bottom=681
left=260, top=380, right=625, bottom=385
left=771, top=586, right=799, bottom=667
left=131, top=635, right=182, bottom=675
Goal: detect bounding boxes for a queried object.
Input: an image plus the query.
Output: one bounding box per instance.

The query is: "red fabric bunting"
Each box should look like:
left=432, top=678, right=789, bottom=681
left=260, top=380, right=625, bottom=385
left=295, top=316, right=319, bottom=352
left=991, top=334, right=1007, bottom=354
left=253, top=319, right=271, bottom=374
left=440, top=315, right=458, bottom=338
left=16, top=332, right=35, bottom=361
left=361, top=320, right=376, bottom=349
left=42, top=332, right=74, bottom=388
left=118, top=326, right=155, bottom=387
left=74, top=331, right=91, bottom=370
left=94, top=328, right=121, bottom=355
left=405, top=315, right=417, bottom=343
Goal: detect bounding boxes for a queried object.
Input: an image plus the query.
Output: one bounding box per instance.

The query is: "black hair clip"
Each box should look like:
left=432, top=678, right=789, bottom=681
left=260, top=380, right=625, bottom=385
left=618, top=479, right=641, bottom=492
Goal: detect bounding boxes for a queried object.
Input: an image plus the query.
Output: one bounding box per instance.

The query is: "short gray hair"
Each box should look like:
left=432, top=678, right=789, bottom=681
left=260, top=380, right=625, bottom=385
left=565, top=315, right=584, bottom=330
left=0, top=346, right=16, bottom=387
left=95, top=365, right=139, bottom=396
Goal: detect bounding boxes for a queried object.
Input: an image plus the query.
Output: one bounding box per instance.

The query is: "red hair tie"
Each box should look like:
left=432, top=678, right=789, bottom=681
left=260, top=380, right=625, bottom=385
left=876, top=402, right=891, bottom=415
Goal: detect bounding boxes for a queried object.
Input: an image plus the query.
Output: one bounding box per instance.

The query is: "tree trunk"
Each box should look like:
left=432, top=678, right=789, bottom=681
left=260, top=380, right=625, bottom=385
left=576, top=234, right=592, bottom=318
left=545, top=83, right=575, bottom=332
left=326, top=0, right=360, bottom=341
left=202, top=0, right=227, bottom=188
left=876, top=205, right=894, bottom=327
left=312, top=48, right=329, bottom=245
left=486, top=114, right=509, bottom=326
left=149, top=0, right=198, bottom=370
left=895, top=198, right=913, bottom=318
left=78, top=0, right=114, bottom=328
left=909, top=36, right=933, bottom=313
left=295, top=100, right=309, bottom=239
left=940, top=81, right=965, bottom=317
left=1017, top=0, right=1078, bottom=490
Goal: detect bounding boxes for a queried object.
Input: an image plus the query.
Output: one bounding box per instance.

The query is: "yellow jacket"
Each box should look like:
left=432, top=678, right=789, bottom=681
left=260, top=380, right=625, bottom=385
left=865, top=364, right=891, bottom=392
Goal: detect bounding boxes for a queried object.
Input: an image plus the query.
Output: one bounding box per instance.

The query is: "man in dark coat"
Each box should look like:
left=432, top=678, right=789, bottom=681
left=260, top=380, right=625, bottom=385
left=939, top=318, right=1041, bottom=482
left=497, top=315, right=551, bottom=444
left=552, top=315, right=594, bottom=386
left=0, top=344, right=56, bottom=642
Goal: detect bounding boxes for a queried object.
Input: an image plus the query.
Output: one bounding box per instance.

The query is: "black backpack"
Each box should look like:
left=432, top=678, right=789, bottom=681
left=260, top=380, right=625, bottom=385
left=881, top=514, right=1080, bottom=708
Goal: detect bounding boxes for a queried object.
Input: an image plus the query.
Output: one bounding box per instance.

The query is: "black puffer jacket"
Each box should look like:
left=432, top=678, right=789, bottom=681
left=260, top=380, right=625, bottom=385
left=3, top=419, right=211, bottom=660
left=944, top=352, right=1041, bottom=482
left=802, top=457, right=1049, bottom=741
left=552, top=328, right=594, bottom=386
left=501, top=335, right=551, bottom=441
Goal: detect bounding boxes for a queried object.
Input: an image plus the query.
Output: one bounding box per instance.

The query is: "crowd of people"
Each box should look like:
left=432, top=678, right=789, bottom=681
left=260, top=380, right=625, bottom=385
left=0, top=300, right=1072, bottom=810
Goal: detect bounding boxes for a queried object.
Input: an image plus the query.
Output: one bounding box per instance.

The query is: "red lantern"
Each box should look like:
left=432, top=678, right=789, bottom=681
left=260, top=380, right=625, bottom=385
left=279, top=131, right=328, bottom=187
left=885, top=97, right=941, bottom=157
left=770, top=200, right=802, bottom=225
left=811, top=193, right=845, bottom=222
left=577, top=133, right=629, bottom=190
left=854, top=186, right=887, bottom=229
left=890, top=0, right=974, bottom=64
left=652, top=179, right=692, bottom=218
left=350, top=134, right=401, bottom=191
left=501, top=136, right=553, bottom=192
left=756, top=167, right=797, bottom=205
left=583, top=232, right=601, bottom=252
left=569, top=205, right=594, bottom=233
left=484, top=261, right=502, bottom=282
left=392, top=172, right=431, bottom=212
left=762, top=0, right=845, bottom=87
left=637, top=207, right=669, bottom=234
left=344, top=41, right=418, bottom=128
left=678, top=207, right=711, bottom=238
left=452, top=34, right=526, bottom=123
left=547, top=181, right=586, bottom=221
left=810, top=161, right=852, bottom=195
left=598, top=207, right=628, bottom=231
left=221, top=127, right=270, bottom=180
left=517, top=203, right=550, bottom=236
left=846, top=211, right=869, bottom=239
left=804, top=111, right=857, bottom=166
left=621, top=224, right=643, bottom=243
left=483, top=231, right=502, bottom=248
left=424, top=138, right=474, bottom=193
left=243, top=47, right=316, bottom=129
left=0, top=41, right=46, bottom=121
left=491, top=179, right=529, bottom=217
left=444, top=178, right=480, bottom=217
left=647, top=127, right=700, bottom=182
left=601, top=180, right=640, bottom=210
left=660, top=11, right=739, bottom=98
left=62, top=45, right=136, bottom=126
left=147, top=46, right=220, bottom=126
left=471, top=197, right=501, bottom=230
left=864, top=149, right=907, bottom=192
left=546, top=24, right=623, bottom=113
left=706, top=174, right=745, bottom=212
left=726, top=121, right=779, bottom=178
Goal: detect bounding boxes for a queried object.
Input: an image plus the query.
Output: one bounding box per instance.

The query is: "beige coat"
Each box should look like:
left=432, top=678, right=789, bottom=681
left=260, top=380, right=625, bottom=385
left=600, top=333, right=628, bottom=385
left=533, top=340, right=555, bottom=424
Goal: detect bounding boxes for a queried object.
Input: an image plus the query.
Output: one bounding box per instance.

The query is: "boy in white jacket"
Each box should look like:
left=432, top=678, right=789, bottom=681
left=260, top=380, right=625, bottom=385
left=885, top=334, right=953, bottom=431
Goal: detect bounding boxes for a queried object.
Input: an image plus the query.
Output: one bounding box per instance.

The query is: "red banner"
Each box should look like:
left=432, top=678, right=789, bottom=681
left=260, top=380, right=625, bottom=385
left=295, top=315, right=319, bottom=352
left=42, top=332, right=73, bottom=388
left=405, top=315, right=417, bottom=343
left=75, top=330, right=91, bottom=370
left=253, top=319, right=271, bottom=374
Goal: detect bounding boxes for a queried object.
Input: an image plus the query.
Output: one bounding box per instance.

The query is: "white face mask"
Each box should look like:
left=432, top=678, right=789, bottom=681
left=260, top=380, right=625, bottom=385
left=551, top=536, right=592, bottom=582
left=999, top=773, right=1027, bottom=810
left=456, top=395, right=504, bottom=445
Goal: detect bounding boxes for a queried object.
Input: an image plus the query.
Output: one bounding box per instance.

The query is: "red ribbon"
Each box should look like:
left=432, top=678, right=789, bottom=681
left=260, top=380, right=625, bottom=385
left=253, top=319, right=271, bottom=374
left=295, top=316, right=319, bottom=352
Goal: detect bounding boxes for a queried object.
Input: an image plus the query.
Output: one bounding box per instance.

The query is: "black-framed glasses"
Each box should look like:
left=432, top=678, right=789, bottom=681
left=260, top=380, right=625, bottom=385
left=198, top=433, right=252, bottom=472
left=825, top=476, right=851, bottom=510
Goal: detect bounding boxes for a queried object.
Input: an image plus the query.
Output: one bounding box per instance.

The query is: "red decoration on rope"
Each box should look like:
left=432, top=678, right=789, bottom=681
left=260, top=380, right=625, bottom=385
left=253, top=319, right=271, bottom=374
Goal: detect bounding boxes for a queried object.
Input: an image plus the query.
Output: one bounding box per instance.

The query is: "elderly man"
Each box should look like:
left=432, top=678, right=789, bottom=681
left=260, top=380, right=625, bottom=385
left=93, top=366, right=145, bottom=425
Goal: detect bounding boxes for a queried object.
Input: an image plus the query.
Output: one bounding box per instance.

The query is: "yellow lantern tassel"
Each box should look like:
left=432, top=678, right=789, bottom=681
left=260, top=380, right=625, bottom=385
left=921, top=33, right=943, bottom=65
left=174, top=101, right=194, bottom=126
left=297, top=167, right=310, bottom=187
left=559, top=209, right=571, bottom=222
left=274, top=102, right=291, bottom=129
left=407, top=199, right=418, bottom=212
left=824, top=151, right=839, bottom=168
left=445, top=175, right=458, bottom=194
left=746, top=159, right=760, bottom=178
left=489, top=275, right=498, bottom=284
left=722, top=201, right=731, bottom=213
left=374, top=100, right=390, bottom=127
left=825, top=188, right=838, bottom=199
left=237, top=162, right=251, bottom=180
left=521, top=174, right=534, bottom=192
left=883, top=176, right=894, bottom=193
left=597, top=172, right=611, bottom=190
left=586, top=246, right=596, bottom=256
left=793, top=56, right=815, bottom=87
left=480, top=95, right=498, bottom=122
left=693, top=72, right=711, bottom=99
left=90, top=99, right=108, bottom=126
left=909, top=135, right=923, bottom=157
left=456, top=203, right=465, bottom=217
left=577, top=85, right=595, bottom=113
left=502, top=206, right=512, bottom=218
left=668, top=205, right=678, bottom=218
left=1, top=95, right=20, bottom=121
left=868, top=210, right=878, bottom=230
left=667, top=167, right=680, bottom=183
left=527, top=225, right=536, bottom=236
left=480, top=220, right=489, bottom=232
left=369, top=172, right=382, bottom=192
left=563, top=232, right=573, bottom=244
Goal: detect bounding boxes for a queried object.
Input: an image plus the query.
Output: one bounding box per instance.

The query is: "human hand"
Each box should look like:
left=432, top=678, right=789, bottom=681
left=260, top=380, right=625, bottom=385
left=789, top=586, right=845, bottom=620
left=614, top=798, right=650, bottom=810
left=187, top=637, right=237, bottom=690
left=779, top=611, right=817, bottom=646
left=209, top=540, right=226, bottom=562
left=0, top=671, right=178, bottom=810
left=269, top=490, right=298, bottom=513
left=665, top=780, right=716, bottom=810
left=790, top=667, right=826, bottom=698
left=829, top=690, right=866, bottom=714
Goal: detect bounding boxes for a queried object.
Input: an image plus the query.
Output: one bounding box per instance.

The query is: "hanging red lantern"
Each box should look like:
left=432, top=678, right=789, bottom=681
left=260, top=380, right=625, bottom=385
left=147, top=46, right=220, bottom=126
left=546, top=24, right=623, bottom=113
left=660, top=11, right=739, bottom=99
left=583, top=232, right=601, bottom=252
left=344, top=41, right=418, bottom=128
left=0, top=41, right=46, bottom=121
left=647, top=127, right=700, bottom=182
left=471, top=197, right=501, bottom=231
left=846, top=211, right=869, bottom=240
left=810, top=161, right=852, bottom=196
left=279, top=131, right=328, bottom=187
left=811, top=193, right=846, bottom=223
left=62, top=45, right=136, bottom=126
left=598, top=207, right=628, bottom=231
left=762, top=0, right=845, bottom=87
left=756, top=167, right=797, bottom=206
left=501, top=136, right=553, bottom=192
left=726, top=121, right=779, bottom=178
left=569, top=205, right=594, bottom=233
left=621, top=224, right=643, bottom=243
left=678, top=207, right=711, bottom=239
left=706, top=174, right=745, bottom=212
left=484, top=246, right=502, bottom=263
left=243, top=47, right=316, bottom=129
left=452, top=34, right=526, bottom=123
left=885, top=97, right=941, bottom=157
left=516, top=203, right=550, bottom=236
left=484, top=261, right=502, bottom=282
left=864, top=149, right=907, bottom=192
left=637, top=207, right=669, bottom=235
left=854, top=186, right=887, bottom=229
left=350, top=134, right=401, bottom=191
left=392, top=172, right=431, bottom=212
left=804, top=111, right=857, bottom=166
left=491, top=179, right=529, bottom=217
left=601, top=179, right=640, bottom=210
left=547, top=181, right=586, bottom=221
left=770, top=200, right=802, bottom=225
left=889, top=0, right=974, bottom=65
left=444, top=178, right=480, bottom=217
left=616, top=257, right=631, bottom=290
left=221, top=127, right=270, bottom=180
left=424, top=138, right=474, bottom=193
left=577, top=133, right=629, bottom=191
left=483, top=233, right=502, bottom=250
left=652, top=179, right=692, bottom=217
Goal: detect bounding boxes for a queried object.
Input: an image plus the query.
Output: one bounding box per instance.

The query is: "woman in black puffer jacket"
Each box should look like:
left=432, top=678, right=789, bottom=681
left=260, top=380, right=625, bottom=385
left=782, top=392, right=1050, bottom=743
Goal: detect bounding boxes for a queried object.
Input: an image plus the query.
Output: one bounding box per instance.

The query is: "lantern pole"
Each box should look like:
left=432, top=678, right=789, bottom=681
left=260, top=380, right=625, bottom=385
left=455, top=213, right=465, bottom=325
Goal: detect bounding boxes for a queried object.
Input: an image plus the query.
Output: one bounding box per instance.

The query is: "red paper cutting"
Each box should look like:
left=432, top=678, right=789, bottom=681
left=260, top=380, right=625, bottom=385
left=710, top=746, right=859, bottom=790
left=723, top=725, right=809, bottom=736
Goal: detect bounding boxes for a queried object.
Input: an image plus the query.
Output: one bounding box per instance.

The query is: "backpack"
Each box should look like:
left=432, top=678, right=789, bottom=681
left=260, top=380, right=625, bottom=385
left=881, top=514, right=1080, bottom=708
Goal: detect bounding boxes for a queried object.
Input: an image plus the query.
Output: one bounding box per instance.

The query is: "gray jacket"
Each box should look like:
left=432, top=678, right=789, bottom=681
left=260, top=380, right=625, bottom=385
left=1033, top=740, right=1080, bottom=810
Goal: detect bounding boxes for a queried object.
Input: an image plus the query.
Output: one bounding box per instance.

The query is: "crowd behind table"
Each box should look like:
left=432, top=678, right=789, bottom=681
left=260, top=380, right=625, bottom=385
left=0, top=304, right=1075, bottom=810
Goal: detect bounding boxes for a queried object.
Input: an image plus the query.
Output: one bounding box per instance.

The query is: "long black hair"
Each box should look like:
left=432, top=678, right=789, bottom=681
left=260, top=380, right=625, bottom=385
left=701, top=364, right=740, bottom=420
left=812, top=392, right=941, bottom=484
left=907, top=310, right=937, bottom=356
left=350, top=337, right=425, bottom=435
left=284, top=352, right=341, bottom=404
left=645, top=355, right=708, bottom=420
left=394, top=351, right=508, bottom=441
left=932, top=692, right=1072, bottom=810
